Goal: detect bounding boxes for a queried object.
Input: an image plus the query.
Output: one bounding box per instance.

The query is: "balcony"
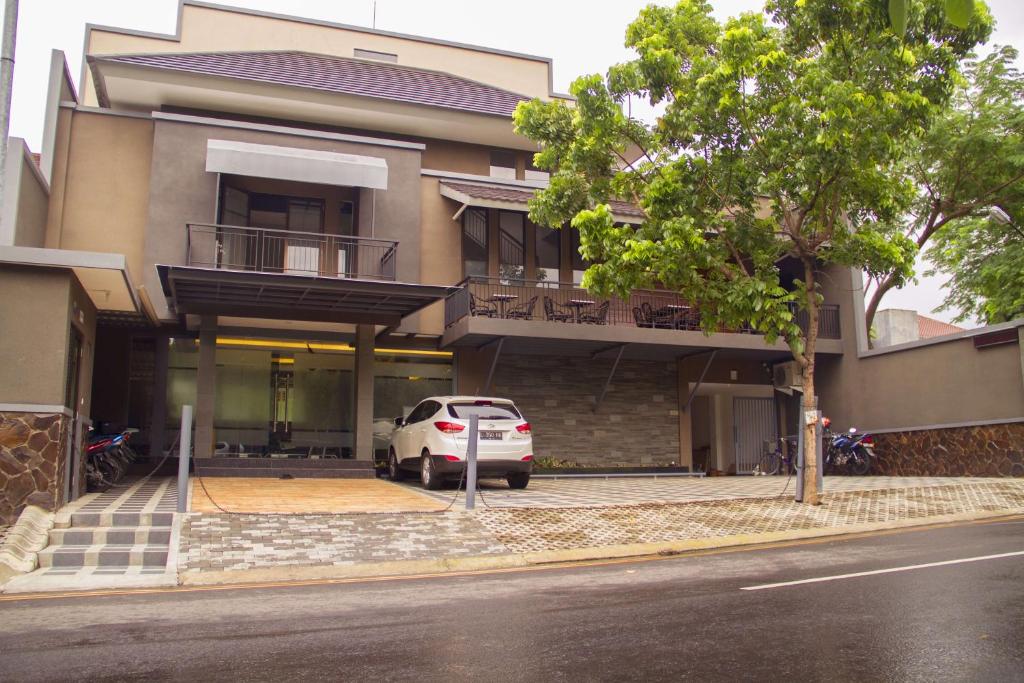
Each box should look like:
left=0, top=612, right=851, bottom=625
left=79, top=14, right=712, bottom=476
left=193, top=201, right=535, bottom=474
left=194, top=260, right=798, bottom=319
left=444, top=276, right=841, bottom=340
left=186, top=223, right=398, bottom=281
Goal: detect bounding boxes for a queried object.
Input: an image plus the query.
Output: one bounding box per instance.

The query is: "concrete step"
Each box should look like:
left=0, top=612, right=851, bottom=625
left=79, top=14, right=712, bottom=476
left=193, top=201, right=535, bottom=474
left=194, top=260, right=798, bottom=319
left=48, top=526, right=172, bottom=547
left=37, top=544, right=169, bottom=569
left=70, top=511, right=175, bottom=528
left=193, top=467, right=375, bottom=479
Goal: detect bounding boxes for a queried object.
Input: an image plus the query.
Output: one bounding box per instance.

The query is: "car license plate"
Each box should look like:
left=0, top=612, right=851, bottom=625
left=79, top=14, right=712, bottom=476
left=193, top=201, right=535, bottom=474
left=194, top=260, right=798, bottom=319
left=480, top=430, right=502, bottom=440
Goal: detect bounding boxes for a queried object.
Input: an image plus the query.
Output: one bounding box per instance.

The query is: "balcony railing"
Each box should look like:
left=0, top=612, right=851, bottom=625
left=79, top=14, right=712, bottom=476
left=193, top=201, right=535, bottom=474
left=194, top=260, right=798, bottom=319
left=444, top=276, right=841, bottom=340
left=186, top=223, right=398, bottom=281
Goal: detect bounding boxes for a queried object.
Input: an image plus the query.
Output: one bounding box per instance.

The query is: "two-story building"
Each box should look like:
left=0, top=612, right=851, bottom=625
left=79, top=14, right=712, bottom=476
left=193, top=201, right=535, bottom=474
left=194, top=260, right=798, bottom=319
left=1, top=1, right=1020, bottom=523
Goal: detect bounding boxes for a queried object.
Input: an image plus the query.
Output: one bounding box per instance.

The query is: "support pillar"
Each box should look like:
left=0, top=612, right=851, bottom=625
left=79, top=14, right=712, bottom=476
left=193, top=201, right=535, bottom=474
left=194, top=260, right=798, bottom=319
left=194, top=316, right=217, bottom=459
left=353, top=324, right=375, bottom=461
left=149, top=335, right=169, bottom=459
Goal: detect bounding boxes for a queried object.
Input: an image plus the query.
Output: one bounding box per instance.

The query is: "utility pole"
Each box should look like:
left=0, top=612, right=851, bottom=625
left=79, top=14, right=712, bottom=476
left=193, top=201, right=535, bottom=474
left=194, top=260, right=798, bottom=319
left=0, top=0, right=18, bottom=216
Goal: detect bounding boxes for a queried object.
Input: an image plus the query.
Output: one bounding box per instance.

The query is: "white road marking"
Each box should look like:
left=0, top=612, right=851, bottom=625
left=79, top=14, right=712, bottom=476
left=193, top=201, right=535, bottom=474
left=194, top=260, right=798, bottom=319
left=741, top=550, right=1024, bottom=591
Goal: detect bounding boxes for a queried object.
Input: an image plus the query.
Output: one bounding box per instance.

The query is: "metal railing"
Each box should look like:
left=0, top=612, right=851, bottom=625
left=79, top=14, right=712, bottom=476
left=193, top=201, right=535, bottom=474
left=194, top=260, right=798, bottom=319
left=186, top=223, right=398, bottom=281
left=444, top=275, right=842, bottom=339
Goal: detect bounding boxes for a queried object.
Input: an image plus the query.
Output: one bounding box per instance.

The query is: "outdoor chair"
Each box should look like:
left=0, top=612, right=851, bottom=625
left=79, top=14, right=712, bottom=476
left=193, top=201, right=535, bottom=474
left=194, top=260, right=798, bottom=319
left=469, top=293, right=498, bottom=318
left=579, top=300, right=610, bottom=325
left=633, top=306, right=654, bottom=328
left=506, top=295, right=538, bottom=320
left=543, top=296, right=573, bottom=322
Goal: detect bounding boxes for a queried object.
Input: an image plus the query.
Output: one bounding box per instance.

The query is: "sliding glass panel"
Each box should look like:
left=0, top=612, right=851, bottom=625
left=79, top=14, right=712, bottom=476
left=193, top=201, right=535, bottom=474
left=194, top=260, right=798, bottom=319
left=535, top=224, right=560, bottom=285
left=498, top=211, right=525, bottom=283
left=373, top=351, right=453, bottom=463
left=462, top=208, right=488, bottom=277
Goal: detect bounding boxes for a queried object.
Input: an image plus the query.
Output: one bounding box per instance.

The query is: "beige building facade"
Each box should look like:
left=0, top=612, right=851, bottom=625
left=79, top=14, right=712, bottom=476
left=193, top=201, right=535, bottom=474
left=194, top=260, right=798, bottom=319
left=0, top=1, right=1021, bottom=522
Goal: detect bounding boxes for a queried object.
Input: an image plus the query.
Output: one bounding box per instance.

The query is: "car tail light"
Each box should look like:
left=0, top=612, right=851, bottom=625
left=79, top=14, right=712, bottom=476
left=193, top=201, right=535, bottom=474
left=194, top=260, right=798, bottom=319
left=521, top=455, right=533, bottom=461
left=443, top=455, right=461, bottom=462
left=515, top=423, right=532, bottom=435
left=433, top=421, right=465, bottom=434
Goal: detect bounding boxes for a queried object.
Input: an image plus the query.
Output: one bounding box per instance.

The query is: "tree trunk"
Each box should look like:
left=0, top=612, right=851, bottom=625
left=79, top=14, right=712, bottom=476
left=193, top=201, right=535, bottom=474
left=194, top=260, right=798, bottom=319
left=801, top=263, right=821, bottom=505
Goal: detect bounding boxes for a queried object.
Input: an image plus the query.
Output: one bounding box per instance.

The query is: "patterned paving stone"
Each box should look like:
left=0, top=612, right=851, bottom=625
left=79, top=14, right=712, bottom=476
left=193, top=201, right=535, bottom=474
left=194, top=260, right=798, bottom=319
left=178, top=480, right=1024, bottom=574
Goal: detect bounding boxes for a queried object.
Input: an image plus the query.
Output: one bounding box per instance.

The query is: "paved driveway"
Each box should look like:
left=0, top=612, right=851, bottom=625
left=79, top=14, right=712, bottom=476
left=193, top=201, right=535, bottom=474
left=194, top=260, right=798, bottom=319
left=402, top=475, right=1001, bottom=509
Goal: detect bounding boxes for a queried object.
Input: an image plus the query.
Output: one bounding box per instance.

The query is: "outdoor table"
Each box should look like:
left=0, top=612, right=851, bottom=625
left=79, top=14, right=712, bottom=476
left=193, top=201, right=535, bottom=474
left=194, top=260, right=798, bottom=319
left=664, top=304, right=690, bottom=329
left=487, top=293, right=519, bottom=317
left=566, top=299, right=595, bottom=323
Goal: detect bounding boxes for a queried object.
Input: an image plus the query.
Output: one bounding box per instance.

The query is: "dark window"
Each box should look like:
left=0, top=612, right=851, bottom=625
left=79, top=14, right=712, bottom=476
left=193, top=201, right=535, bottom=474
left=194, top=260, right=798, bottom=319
left=447, top=401, right=521, bottom=420
left=498, top=211, right=525, bottom=282
left=243, top=193, right=325, bottom=233
left=535, top=225, right=560, bottom=283
left=339, top=201, right=355, bottom=236
left=525, top=157, right=549, bottom=181
left=462, top=208, right=489, bottom=277
left=405, top=401, right=432, bottom=424
left=489, top=150, right=517, bottom=179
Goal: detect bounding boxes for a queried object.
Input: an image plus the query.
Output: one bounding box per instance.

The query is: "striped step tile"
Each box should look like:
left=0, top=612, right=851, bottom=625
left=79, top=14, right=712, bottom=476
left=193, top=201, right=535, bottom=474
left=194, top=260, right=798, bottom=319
left=48, top=526, right=172, bottom=547
left=37, top=544, right=170, bottom=569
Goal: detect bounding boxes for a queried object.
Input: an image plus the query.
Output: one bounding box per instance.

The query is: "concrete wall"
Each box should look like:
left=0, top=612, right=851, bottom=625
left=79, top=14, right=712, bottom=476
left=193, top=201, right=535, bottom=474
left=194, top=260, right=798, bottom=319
left=873, top=309, right=919, bottom=348
left=47, top=111, right=154, bottom=282
left=11, top=152, right=50, bottom=248
left=142, top=118, right=423, bottom=320
left=0, top=267, right=73, bottom=405
left=83, top=3, right=556, bottom=107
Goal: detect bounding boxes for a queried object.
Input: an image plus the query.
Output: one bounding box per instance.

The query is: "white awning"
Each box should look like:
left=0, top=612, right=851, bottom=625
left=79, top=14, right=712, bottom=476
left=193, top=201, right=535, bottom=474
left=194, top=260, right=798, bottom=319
left=205, top=139, right=388, bottom=190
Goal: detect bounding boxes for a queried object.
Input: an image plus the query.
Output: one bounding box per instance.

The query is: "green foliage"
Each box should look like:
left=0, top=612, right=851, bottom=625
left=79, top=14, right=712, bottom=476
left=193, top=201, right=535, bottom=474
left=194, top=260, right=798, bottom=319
left=514, top=0, right=990, bottom=367
left=865, top=45, right=1024, bottom=328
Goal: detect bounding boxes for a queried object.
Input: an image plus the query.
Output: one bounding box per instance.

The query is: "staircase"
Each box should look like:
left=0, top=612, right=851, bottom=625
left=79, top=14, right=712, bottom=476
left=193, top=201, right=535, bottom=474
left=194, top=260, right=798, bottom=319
left=2, top=476, right=178, bottom=592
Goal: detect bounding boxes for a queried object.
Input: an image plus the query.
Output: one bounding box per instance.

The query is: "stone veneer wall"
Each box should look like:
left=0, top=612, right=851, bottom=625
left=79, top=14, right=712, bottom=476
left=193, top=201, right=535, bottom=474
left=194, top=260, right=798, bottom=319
left=0, top=412, right=70, bottom=524
left=871, top=423, right=1024, bottom=477
left=491, top=355, right=680, bottom=467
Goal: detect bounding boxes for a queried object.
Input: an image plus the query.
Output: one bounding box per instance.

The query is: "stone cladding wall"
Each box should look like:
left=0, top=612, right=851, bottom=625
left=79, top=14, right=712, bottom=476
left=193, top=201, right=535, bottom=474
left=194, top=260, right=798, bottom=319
left=0, top=412, right=69, bottom=524
left=871, top=423, right=1024, bottom=477
left=491, top=355, right=680, bottom=466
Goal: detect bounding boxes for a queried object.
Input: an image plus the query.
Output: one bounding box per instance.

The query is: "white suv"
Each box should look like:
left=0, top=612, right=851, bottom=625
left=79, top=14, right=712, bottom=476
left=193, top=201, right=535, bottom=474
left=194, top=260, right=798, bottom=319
left=387, top=396, right=533, bottom=490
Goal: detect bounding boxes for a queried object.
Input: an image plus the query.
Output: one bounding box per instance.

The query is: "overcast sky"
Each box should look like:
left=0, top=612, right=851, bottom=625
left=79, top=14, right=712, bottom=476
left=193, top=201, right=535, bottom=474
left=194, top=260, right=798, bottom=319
left=5, top=0, right=1022, bottom=326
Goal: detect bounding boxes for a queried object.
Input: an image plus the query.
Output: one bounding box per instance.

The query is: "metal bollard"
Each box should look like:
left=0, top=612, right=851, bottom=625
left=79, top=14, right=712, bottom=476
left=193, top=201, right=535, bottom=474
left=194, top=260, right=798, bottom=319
left=177, top=405, right=192, bottom=513
left=465, top=414, right=478, bottom=511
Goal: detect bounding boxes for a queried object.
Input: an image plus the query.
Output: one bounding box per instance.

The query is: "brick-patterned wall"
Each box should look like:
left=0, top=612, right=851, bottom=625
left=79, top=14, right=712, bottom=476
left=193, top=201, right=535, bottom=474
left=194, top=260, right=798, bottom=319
left=491, top=355, right=680, bottom=466
left=871, top=423, right=1024, bottom=477
left=0, top=412, right=70, bottom=524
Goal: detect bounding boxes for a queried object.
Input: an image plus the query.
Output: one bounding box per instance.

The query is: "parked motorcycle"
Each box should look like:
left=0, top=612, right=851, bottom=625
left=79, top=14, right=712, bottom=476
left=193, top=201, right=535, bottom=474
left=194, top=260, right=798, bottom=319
left=822, top=418, right=874, bottom=475
left=85, top=427, right=138, bottom=490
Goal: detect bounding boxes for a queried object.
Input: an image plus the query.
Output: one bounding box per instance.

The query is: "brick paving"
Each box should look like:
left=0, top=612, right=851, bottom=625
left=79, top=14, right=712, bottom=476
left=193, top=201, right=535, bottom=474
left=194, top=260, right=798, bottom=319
left=178, top=480, right=1024, bottom=574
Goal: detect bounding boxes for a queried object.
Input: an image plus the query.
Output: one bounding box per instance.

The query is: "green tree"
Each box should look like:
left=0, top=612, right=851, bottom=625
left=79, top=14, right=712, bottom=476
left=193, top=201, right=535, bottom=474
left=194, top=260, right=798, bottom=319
left=514, top=0, right=990, bottom=503
left=864, top=45, right=1024, bottom=332
left=925, top=212, right=1024, bottom=323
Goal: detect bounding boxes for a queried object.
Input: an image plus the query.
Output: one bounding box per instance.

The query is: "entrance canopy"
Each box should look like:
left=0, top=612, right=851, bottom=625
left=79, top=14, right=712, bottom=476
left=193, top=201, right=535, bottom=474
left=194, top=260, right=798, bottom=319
left=206, top=139, right=388, bottom=189
left=158, top=265, right=452, bottom=326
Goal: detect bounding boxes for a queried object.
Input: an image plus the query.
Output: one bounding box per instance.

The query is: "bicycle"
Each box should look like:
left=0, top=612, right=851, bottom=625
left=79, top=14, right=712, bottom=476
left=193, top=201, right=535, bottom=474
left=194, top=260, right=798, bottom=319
left=757, top=436, right=799, bottom=476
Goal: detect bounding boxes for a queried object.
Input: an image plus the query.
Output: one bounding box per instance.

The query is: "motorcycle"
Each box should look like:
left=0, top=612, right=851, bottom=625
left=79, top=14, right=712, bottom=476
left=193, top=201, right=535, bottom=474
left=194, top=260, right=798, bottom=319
left=822, top=418, right=874, bottom=475
left=85, top=427, right=138, bottom=490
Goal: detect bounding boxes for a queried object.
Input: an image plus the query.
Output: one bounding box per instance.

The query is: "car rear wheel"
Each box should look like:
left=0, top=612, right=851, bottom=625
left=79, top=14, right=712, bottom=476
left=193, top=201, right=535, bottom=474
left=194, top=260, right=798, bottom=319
left=507, top=472, right=530, bottom=490
left=387, top=449, right=404, bottom=482
left=421, top=452, right=443, bottom=490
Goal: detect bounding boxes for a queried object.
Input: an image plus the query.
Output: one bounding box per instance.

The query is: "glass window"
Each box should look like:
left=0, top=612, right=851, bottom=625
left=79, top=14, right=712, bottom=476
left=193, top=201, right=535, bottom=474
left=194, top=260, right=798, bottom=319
left=287, top=199, right=322, bottom=232
left=498, top=211, right=526, bottom=283
left=489, top=150, right=517, bottom=179
left=447, top=401, right=522, bottom=420
left=462, top=208, right=489, bottom=277
left=535, top=224, right=560, bottom=284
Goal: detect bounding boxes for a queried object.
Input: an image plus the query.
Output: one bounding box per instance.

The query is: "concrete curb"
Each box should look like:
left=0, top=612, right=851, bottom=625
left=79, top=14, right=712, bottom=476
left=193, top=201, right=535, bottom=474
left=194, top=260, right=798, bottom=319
left=178, top=506, right=1023, bottom=588
left=0, top=506, right=55, bottom=587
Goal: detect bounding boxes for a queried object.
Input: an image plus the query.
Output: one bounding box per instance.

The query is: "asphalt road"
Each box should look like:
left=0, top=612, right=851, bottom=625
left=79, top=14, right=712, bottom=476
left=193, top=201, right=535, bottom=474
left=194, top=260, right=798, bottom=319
left=1, top=518, right=1022, bottom=682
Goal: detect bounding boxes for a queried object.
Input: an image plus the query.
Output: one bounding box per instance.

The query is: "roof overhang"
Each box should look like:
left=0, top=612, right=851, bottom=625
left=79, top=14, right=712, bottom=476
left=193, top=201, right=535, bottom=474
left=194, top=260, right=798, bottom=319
left=206, top=139, right=388, bottom=189
left=0, top=246, right=140, bottom=313
left=90, top=60, right=539, bottom=150
left=158, top=265, right=453, bottom=326
left=438, top=180, right=645, bottom=225
left=441, top=315, right=843, bottom=361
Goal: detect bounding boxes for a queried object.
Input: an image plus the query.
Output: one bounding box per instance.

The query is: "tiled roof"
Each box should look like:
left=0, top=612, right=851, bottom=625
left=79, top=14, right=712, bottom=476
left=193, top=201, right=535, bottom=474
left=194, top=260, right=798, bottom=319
left=918, top=314, right=964, bottom=339
left=94, top=51, right=530, bottom=117
left=440, top=181, right=645, bottom=218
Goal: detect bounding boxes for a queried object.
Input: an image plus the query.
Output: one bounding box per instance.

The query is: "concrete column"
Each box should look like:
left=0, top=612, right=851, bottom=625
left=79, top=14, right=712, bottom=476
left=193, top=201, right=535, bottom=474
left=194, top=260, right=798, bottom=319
left=194, top=316, right=217, bottom=459
left=149, top=335, right=169, bottom=459
left=677, top=361, right=693, bottom=471
left=352, top=324, right=375, bottom=461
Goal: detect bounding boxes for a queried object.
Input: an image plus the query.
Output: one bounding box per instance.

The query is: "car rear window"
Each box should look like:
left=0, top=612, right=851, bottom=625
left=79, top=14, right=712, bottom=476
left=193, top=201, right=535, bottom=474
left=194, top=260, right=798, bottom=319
left=447, top=401, right=521, bottom=420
